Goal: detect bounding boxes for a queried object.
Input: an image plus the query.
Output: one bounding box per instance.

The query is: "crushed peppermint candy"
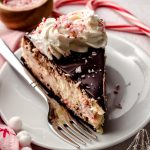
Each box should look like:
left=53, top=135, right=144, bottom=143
left=65, top=74, right=71, bottom=77
left=88, top=69, right=95, bottom=73
left=81, top=74, right=85, bottom=78
left=92, top=75, right=95, bottom=77
left=85, top=59, right=88, bottom=63
left=88, top=69, right=91, bottom=73
left=91, top=69, right=94, bottom=72
left=75, top=66, right=82, bottom=73
left=86, top=86, right=90, bottom=89
left=92, top=52, right=97, bottom=56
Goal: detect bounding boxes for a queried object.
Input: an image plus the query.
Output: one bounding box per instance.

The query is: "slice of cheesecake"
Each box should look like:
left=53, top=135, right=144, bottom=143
left=21, top=10, right=107, bottom=132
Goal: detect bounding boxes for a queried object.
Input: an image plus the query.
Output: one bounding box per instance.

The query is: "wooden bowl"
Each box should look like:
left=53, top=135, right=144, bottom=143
left=0, top=0, right=53, bottom=31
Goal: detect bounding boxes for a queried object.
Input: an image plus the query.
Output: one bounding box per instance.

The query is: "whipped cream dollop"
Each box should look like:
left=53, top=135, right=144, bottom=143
left=30, top=10, right=107, bottom=60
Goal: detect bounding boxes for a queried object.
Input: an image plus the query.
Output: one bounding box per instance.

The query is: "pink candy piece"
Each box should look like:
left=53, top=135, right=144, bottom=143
left=0, top=124, right=19, bottom=150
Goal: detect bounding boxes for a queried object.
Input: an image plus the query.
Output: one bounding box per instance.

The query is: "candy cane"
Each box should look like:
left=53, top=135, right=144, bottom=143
left=53, top=0, right=150, bottom=37
left=106, top=24, right=144, bottom=34
left=86, top=0, right=150, bottom=36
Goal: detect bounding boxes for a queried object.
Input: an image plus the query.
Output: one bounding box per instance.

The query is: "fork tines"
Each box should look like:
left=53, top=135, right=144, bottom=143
left=49, top=117, right=97, bottom=148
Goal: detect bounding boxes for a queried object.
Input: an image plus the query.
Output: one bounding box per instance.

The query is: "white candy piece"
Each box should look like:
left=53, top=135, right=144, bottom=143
left=17, top=131, right=29, bottom=138
left=8, top=116, right=22, bottom=132
left=17, top=131, right=32, bottom=147
left=21, top=147, right=33, bottom=150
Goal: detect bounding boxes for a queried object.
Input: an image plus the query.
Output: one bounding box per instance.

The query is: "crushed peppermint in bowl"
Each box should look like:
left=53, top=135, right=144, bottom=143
left=0, top=0, right=53, bottom=31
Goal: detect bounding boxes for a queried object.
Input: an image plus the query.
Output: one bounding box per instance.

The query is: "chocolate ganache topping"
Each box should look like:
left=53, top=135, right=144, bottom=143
left=53, top=47, right=105, bottom=103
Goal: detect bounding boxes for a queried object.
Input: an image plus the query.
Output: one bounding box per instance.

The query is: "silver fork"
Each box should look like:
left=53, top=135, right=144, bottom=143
left=0, top=39, right=97, bottom=148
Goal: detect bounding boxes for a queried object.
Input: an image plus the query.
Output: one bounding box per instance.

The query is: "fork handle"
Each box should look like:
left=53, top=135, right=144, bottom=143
left=0, top=39, right=36, bottom=85
left=0, top=39, right=48, bottom=102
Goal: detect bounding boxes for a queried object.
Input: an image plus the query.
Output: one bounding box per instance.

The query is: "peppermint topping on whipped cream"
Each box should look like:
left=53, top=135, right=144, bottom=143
left=30, top=10, right=107, bottom=60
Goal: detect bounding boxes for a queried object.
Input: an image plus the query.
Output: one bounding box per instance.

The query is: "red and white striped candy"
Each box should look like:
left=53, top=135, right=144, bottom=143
left=105, top=24, right=144, bottom=35
left=86, top=0, right=150, bottom=36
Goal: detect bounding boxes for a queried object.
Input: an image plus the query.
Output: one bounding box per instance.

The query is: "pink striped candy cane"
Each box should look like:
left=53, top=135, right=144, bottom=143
left=86, top=0, right=150, bottom=36
left=106, top=24, right=144, bottom=34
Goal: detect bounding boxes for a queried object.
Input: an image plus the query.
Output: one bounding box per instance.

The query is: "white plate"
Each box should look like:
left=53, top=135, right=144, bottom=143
left=0, top=33, right=150, bottom=150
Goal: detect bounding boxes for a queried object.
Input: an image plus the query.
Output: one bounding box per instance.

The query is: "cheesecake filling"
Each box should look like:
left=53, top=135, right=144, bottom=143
left=21, top=43, right=105, bottom=132
left=30, top=10, right=107, bottom=60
